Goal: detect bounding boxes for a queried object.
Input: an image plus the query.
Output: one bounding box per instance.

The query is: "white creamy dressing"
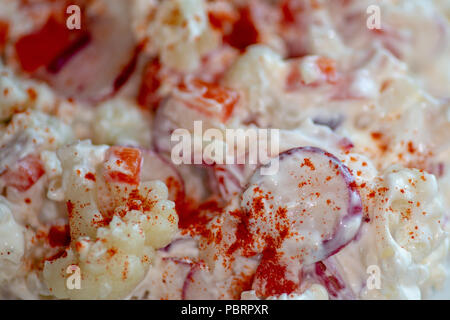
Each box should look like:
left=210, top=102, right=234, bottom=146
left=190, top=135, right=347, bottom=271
left=0, top=0, right=449, bottom=300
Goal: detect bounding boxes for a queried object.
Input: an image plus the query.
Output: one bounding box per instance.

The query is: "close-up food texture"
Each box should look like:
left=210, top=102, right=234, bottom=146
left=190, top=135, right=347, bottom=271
left=0, top=0, right=449, bottom=300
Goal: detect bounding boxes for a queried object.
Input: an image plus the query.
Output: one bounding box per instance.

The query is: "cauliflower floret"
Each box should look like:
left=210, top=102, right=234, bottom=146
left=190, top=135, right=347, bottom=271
left=93, top=98, right=152, bottom=148
left=335, top=166, right=448, bottom=299
left=146, top=0, right=219, bottom=72
left=372, top=166, right=449, bottom=298
left=0, top=197, right=25, bottom=283
left=43, top=141, right=178, bottom=299
left=383, top=167, right=446, bottom=262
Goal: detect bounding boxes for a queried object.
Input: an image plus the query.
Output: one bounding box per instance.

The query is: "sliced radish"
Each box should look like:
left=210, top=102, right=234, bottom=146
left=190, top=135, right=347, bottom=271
left=161, top=257, right=193, bottom=266
left=251, top=249, right=302, bottom=298
left=308, top=257, right=355, bottom=300
left=210, top=164, right=243, bottom=201
left=13, top=1, right=87, bottom=73
left=242, top=146, right=363, bottom=264
left=140, top=150, right=185, bottom=208
left=182, top=262, right=219, bottom=300
left=159, top=257, right=194, bottom=300
left=152, top=105, right=179, bottom=154
left=26, top=0, right=138, bottom=101
left=207, top=164, right=254, bottom=202
left=159, top=236, right=196, bottom=253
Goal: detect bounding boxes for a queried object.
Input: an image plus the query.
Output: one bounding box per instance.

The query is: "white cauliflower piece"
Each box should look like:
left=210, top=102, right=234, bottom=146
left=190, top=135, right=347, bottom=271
left=335, top=166, right=448, bottom=299
left=93, top=98, right=152, bottom=147
left=43, top=141, right=178, bottom=299
left=147, top=0, right=219, bottom=72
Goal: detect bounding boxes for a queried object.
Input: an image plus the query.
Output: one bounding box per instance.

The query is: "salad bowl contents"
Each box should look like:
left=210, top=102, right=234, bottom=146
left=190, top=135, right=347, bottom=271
left=0, top=0, right=449, bottom=300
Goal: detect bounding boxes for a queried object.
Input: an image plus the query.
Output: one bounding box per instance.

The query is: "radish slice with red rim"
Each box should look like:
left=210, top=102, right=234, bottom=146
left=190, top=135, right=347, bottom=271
left=182, top=262, right=219, bottom=300
left=241, top=146, right=363, bottom=265
left=207, top=164, right=252, bottom=202
left=158, top=257, right=194, bottom=299
left=0, top=154, right=45, bottom=192
left=302, top=256, right=355, bottom=300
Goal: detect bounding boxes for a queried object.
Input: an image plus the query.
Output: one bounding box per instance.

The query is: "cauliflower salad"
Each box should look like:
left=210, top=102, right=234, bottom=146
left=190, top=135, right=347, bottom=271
left=0, top=0, right=449, bottom=300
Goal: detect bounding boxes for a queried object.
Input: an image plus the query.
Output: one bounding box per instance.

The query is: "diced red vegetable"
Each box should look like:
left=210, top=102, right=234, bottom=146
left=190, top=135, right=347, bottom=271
left=113, top=43, right=143, bottom=92
left=104, top=146, right=142, bottom=185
